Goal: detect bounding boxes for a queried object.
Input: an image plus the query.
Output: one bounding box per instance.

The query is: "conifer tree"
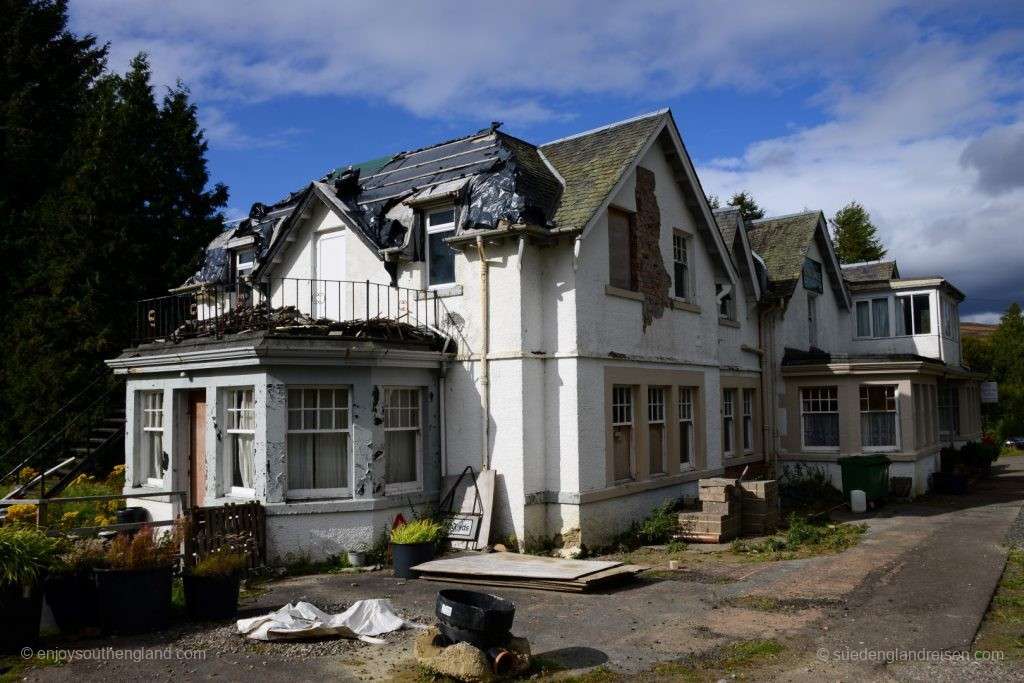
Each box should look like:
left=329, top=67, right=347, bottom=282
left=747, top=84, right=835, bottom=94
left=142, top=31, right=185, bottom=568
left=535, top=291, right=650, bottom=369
left=830, top=201, right=887, bottom=264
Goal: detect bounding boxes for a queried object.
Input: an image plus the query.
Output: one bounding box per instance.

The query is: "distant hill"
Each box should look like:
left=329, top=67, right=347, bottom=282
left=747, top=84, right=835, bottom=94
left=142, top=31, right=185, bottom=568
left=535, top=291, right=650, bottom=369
left=961, top=322, right=997, bottom=340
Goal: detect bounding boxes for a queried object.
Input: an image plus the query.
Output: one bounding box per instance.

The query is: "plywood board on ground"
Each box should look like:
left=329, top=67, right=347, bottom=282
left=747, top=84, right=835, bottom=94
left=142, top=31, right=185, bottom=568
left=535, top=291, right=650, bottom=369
left=412, top=551, right=622, bottom=581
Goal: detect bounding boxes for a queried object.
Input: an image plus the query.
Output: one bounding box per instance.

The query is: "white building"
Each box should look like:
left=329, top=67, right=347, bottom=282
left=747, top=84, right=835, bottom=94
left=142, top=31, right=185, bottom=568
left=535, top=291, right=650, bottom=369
left=108, top=110, right=980, bottom=560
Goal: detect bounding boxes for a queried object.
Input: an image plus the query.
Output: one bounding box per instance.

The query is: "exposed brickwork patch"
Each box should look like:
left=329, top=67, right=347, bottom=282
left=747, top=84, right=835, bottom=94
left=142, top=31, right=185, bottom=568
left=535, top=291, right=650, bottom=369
left=634, top=166, right=672, bottom=330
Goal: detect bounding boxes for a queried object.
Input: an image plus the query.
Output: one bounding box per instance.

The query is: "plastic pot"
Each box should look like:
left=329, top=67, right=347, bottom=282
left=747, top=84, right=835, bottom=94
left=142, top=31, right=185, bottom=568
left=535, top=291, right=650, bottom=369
left=94, top=565, right=173, bottom=635
left=391, top=541, right=436, bottom=579
left=0, top=581, right=44, bottom=653
left=44, top=570, right=99, bottom=633
left=183, top=572, right=241, bottom=621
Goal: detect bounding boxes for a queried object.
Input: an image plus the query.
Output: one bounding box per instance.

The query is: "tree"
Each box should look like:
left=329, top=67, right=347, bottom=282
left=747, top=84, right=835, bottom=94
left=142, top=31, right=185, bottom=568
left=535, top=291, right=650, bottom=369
left=0, top=3, right=226, bottom=457
left=829, top=201, right=887, bottom=264
left=963, top=303, right=1024, bottom=439
left=727, top=191, right=765, bottom=221
left=706, top=194, right=721, bottom=209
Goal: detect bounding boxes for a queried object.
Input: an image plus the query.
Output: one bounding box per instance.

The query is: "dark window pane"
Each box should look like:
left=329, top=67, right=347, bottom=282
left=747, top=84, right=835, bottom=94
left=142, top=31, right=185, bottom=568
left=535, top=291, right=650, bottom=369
left=428, top=232, right=455, bottom=285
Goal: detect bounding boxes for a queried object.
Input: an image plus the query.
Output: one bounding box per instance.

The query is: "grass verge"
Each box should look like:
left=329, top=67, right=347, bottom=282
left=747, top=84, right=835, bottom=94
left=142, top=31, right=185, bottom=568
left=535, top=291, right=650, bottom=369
left=729, top=513, right=867, bottom=561
left=974, top=548, right=1024, bottom=659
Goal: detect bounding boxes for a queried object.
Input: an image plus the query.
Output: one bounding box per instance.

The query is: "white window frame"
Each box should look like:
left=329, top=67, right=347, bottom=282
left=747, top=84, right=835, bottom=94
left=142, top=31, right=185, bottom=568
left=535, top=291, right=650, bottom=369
left=860, top=384, right=900, bottom=452
left=716, top=284, right=734, bottom=320
left=648, top=387, right=667, bottom=476
left=941, top=297, right=960, bottom=341
left=722, top=389, right=735, bottom=457
left=611, top=386, right=635, bottom=482
left=742, top=389, right=755, bottom=454
left=855, top=297, right=892, bottom=339
left=672, top=232, right=691, bottom=301
left=678, top=387, right=695, bottom=470
left=426, top=207, right=456, bottom=289
left=286, top=387, right=351, bottom=499
left=383, top=387, right=423, bottom=495
left=139, top=391, right=165, bottom=487
left=800, top=386, right=840, bottom=452
left=896, top=292, right=932, bottom=336
left=224, top=387, right=256, bottom=497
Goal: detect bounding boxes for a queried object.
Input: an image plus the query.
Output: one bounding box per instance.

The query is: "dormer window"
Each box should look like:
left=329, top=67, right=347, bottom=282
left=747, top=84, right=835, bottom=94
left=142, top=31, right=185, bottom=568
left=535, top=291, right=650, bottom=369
left=896, top=293, right=931, bottom=336
left=426, top=208, right=456, bottom=287
left=235, top=248, right=255, bottom=281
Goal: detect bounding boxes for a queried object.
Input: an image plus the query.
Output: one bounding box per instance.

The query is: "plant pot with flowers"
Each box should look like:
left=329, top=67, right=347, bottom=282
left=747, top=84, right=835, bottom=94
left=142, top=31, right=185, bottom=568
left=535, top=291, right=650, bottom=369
left=0, top=523, right=63, bottom=653
left=94, top=522, right=183, bottom=635
left=390, top=518, right=445, bottom=579
left=43, top=537, right=107, bottom=634
left=182, top=547, right=248, bottom=621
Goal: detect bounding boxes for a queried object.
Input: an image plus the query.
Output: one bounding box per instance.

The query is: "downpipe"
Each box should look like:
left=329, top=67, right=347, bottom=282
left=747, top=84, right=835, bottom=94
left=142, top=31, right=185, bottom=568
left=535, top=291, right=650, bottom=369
left=476, top=236, right=490, bottom=471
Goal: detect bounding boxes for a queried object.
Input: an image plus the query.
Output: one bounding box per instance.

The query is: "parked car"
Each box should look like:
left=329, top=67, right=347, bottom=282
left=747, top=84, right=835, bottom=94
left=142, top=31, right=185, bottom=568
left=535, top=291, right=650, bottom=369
left=1005, top=436, right=1024, bottom=450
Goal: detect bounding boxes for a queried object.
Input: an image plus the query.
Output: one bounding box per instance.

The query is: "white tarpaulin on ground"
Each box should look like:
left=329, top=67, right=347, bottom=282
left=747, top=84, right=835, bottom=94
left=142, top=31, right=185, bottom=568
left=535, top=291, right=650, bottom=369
left=237, top=599, right=422, bottom=643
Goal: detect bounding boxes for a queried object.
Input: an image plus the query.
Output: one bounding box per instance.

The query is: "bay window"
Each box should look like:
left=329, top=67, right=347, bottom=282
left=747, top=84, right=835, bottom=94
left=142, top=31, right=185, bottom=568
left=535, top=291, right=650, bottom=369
left=287, top=387, right=349, bottom=497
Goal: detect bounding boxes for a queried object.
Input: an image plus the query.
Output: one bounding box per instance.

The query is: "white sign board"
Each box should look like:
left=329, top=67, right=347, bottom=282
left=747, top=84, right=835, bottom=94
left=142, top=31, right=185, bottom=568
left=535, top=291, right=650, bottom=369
left=981, top=381, right=999, bottom=404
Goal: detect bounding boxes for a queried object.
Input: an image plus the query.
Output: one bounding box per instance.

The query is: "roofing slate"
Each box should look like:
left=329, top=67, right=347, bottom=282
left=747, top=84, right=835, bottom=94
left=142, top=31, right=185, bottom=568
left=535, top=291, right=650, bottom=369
left=540, top=111, right=666, bottom=230
left=841, top=260, right=900, bottom=283
left=713, top=208, right=743, bottom=256
left=745, top=211, right=822, bottom=297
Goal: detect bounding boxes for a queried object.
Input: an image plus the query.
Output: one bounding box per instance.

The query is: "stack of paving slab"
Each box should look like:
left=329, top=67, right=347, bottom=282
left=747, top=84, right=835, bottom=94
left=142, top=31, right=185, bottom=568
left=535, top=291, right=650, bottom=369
left=676, top=478, right=744, bottom=543
left=739, top=479, right=780, bottom=535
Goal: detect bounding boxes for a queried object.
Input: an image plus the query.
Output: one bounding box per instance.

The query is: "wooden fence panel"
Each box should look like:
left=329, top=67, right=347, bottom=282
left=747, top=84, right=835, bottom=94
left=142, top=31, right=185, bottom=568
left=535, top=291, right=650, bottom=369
left=184, top=501, right=266, bottom=570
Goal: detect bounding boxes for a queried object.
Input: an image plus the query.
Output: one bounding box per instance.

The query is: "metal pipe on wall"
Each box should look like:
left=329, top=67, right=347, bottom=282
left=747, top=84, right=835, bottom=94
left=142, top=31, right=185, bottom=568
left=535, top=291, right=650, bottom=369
left=476, top=236, right=490, bottom=471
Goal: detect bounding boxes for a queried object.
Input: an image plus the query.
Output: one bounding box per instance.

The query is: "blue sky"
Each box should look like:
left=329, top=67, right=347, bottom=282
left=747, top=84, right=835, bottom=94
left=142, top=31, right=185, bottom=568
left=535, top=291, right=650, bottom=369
left=69, top=0, right=1024, bottom=321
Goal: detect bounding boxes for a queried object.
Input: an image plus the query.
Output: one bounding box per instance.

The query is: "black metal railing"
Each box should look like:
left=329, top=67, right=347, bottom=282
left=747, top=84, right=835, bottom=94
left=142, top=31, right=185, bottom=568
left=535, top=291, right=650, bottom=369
left=1, top=370, right=125, bottom=499
left=135, top=278, right=459, bottom=347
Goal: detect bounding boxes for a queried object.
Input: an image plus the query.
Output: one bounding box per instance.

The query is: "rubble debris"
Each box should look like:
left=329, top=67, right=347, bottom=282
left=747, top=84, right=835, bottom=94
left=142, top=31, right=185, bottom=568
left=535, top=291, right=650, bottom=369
left=415, top=625, right=531, bottom=682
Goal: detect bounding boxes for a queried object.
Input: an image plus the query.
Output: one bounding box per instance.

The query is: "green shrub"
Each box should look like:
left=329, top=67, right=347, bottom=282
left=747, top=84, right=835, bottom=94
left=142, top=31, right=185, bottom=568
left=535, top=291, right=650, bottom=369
left=0, top=524, right=64, bottom=586
left=630, top=500, right=682, bottom=545
left=188, top=547, right=247, bottom=577
left=779, top=462, right=844, bottom=512
left=390, top=518, right=445, bottom=544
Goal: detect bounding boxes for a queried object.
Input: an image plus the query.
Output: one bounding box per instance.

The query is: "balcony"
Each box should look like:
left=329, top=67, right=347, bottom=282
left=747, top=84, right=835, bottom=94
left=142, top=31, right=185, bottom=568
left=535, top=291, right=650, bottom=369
left=135, top=278, right=458, bottom=351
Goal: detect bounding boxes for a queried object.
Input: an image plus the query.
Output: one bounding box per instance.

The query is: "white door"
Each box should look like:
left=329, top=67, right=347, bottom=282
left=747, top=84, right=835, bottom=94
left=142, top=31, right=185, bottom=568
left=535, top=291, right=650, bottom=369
left=315, top=231, right=346, bottom=320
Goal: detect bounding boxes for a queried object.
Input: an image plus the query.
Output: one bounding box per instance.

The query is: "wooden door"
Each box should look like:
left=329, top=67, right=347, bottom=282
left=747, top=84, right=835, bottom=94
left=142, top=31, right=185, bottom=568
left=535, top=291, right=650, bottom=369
left=188, top=390, right=207, bottom=507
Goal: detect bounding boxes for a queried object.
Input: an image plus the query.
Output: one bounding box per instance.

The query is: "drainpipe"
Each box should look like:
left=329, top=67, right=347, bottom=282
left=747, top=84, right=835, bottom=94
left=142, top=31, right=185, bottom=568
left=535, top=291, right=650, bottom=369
left=476, top=236, right=491, bottom=471
left=439, top=363, right=448, bottom=477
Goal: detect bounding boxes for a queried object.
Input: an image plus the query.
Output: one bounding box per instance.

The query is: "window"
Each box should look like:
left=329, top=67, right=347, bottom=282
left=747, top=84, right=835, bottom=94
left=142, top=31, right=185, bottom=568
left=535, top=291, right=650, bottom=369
left=426, top=208, right=456, bottom=287
left=860, top=385, right=898, bottom=450
left=742, top=389, right=755, bottom=454
left=856, top=298, right=891, bottom=338
left=896, top=294, right=931, bottom=335
left=139, top=391, right=164, bottom=485
left=608, top=208, right=636, bottom=291
left=802, top=258, right=823, bottom=293
left=230, top=248, right=255, bottom=306
left=801, top=387, right=839, bottom=450
left=678, top=387, right=695, bottom=469
left=722, top=389, right=735, bottom=456
left=648, top=387, right=667, bottom=476
left=672, top=233, right=690, bottom=300
left=938, top=381, right=959, bottom=436
left=287, top=388, right=349, bottom=496
left=611, top=386, right=634, bottom=481
left=716, top=284, right=734, bottom=320
left=226, top=388, right=256, bottom=494
left=235, top=249, right=254, bottom=280
left=383, top=388, right=422, bottom=493
left=808, top=294, right=818, bottom=347
left=941, top=297, right=960, bottom=340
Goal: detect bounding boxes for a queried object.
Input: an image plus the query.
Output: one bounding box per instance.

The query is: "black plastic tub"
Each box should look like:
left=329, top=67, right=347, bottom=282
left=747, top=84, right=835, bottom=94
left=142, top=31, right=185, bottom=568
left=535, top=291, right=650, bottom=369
left=94, top=565, right=173, bottom=635
left=44, top=570, right=99, bottom=633
left=436, top=589, right=515, bottom=635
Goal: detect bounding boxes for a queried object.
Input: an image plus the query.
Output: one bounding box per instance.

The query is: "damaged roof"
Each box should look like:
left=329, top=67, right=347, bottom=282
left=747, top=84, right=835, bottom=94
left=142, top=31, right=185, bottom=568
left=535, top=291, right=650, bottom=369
left=842, top=260, right=900, bottom=285
left=539, top=111, right=666, bottom=231
left=746, top=210, right=849, bottom=307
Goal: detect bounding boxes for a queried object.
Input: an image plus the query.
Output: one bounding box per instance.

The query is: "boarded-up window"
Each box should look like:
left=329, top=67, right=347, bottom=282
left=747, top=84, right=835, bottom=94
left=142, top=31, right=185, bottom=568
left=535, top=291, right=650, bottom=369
left=608, top=208, right=635, bottom=291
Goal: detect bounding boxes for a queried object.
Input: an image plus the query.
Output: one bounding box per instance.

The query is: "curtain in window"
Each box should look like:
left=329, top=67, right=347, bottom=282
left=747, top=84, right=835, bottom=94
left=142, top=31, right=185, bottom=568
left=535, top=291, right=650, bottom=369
left=146, top=432, right=162, bottom=479
left=857, top=302, right=871, bottom=336
left=288, top=434, right=346, bottom=489
left=385, top=431, right=417, bottom=484
left=872, top=299, right=889, bottom=337
left=803, top=413, right=839, bottom=448
left=234, top=434, right=255, bottom=488
left=861, top=413, right=896, bottom=447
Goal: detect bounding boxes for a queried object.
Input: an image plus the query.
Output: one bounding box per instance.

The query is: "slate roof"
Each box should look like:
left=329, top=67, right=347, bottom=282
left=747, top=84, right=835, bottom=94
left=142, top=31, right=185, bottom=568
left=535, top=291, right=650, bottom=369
left=841, top=260, right=900, bottom=284
left=713, top=208, right=743, bottom=257
left=746, top=211, right=822, bottom=297
left=540, top=111, right=666, bottom=230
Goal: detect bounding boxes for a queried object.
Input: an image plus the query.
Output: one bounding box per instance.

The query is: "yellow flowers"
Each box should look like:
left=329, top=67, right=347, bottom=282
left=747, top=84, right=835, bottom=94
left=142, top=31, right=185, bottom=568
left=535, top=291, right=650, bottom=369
left=5, top=503, right=38, bottom=525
